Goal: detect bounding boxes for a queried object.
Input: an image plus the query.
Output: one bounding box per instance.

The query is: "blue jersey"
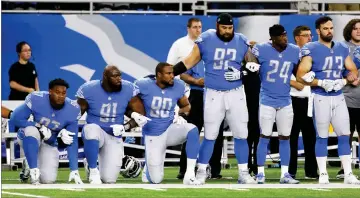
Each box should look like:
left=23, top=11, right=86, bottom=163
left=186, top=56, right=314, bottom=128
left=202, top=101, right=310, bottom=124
left=76, top=80, right=137, bottom=135
left=354, top=46, right=360, bottom=68
left=11, top=91, right=80, bottom=170
left=301, top=41, right=349, bottom=96
left=195, top=29, right=250, bottom=91
left=184, top=61, right=205, bottom=91
left=253, top=43, right=300, bottom=108
left=135, top=77, right=186, bottom=136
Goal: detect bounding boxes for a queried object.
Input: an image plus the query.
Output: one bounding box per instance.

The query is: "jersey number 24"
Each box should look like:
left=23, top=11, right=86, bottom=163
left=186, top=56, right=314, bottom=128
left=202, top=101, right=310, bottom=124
left=266, top=60, right=291, bottom=83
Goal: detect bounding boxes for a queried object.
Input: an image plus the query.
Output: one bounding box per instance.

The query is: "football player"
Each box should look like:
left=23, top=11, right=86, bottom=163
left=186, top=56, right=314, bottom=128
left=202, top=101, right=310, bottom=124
left=171, top=13, right=256, bottom=184
left=76, top=65, right=149, bottom=184
left=136, top=62, right=201, bottom=185
left=11, top=78, right=83, bottom=184
left=296, top=16, right=360, bottom=185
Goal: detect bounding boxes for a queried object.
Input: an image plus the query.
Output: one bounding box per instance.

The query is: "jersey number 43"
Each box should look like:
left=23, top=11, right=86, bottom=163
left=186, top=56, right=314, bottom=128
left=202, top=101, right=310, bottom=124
left=322, top=56, right=343, bottom=78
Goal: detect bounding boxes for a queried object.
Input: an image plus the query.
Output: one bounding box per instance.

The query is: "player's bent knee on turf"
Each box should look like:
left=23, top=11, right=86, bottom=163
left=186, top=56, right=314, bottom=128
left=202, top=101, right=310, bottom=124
left=83, top=124, right=102, bottom=141
left=24, top=126, right=41, bottom=141
left=147, top=167, right=164, bottom=184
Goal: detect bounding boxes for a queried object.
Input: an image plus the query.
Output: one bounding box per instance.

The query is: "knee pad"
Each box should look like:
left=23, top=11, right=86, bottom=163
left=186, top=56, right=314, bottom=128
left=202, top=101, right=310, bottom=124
left=316, top=127, right=329, bottom=138
left=147, top=165, right=164, bottom=184
left=101, top=175, right=118, bottom=184
left=83, top=124, right=102, bottom=140
left=149, top=172, right=164, bottom=184
left=24, top=126, right=41, bottom=141
left=204, top=131, right=218, bottom=140
left=40, top=174, right=56, bottom=184
left=233, top=125, right=248, bottom=139
left=185, top=123, right=197, bottom=133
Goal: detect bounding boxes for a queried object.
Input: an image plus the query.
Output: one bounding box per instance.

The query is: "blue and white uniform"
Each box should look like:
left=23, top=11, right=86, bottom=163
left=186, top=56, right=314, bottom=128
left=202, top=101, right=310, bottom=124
left=136, top=77, right=199, bottom=184
left=76, top=80, right=137, bottom=183
left=11, top=91, right=80, bottom=183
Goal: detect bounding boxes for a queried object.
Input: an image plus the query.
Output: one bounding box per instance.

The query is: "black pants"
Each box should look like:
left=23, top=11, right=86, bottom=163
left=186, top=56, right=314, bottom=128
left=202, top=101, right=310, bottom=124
left=243, top=72, right=261, bottom=173
left=179, top=89, right=224, bottom=176
left=289, top=96, right=318, bottom=177
left=349, top=107, right=360, bottom=145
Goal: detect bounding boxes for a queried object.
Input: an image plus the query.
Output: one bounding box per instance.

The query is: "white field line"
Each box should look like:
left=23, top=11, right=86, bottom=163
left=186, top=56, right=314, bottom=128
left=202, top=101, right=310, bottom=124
left=2, top=191, right=49, bottom=198
left=226, top=188, right=250, bottom=191
left=142, top=187, right=167, bottom=191
left=307, top=188, right=332, bottom=192
left=60, top=188, right=86, bottom=192
left=2, top=184, right=360, bottom=189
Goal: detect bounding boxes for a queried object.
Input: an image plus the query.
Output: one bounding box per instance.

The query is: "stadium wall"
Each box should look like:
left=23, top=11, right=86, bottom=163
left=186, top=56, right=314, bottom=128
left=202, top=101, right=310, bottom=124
left=1, top=14, right=356, bottom=99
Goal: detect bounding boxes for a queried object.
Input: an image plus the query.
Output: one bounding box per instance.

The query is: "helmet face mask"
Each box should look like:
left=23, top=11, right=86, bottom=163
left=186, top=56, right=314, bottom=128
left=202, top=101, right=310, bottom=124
left=120, top=155, right=142, bottom=178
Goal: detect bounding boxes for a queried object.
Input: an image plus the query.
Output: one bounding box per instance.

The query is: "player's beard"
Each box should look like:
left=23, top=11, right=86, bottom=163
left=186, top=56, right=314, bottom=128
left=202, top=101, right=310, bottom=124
left=109, top=82, right=122, bottom=92
left=216, top=28, right=234, bottom=42
left=162, top=79, right=174, bottom=87
left=49, top=96, right=65, bottom=110
left=320, top=32, right=333, bottom=42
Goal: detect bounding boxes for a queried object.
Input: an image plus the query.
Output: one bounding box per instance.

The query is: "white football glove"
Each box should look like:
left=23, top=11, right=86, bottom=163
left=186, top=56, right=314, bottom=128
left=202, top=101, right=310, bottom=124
left=333, top=79, right=347, bottom=92
left=39, top=125, right=52, bottom=140
left=131, top=112, right=151, bottom=128
left=173, top=115, right=187, bottom=125
left=301, top=71, right=315, bottom=83
left=245, top=62, right=260, bottom=72
left=224, top=66, right=241, bottom=81
left=318, top=79, right=335, bottom=92
left=68, top=170, right=83, bottom=184
left=59, top=129, right=76, bottom=145
left=110, top=124, right=125, bottom=137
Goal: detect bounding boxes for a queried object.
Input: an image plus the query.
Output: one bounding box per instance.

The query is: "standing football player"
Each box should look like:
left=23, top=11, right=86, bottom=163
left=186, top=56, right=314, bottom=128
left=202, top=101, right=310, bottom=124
left=76, top=65, right=149, bottom=184
left=137, top=62, right=201, bottom=185
left=296, top=16, right=360, bottom=185
left=337, top=19, right=360, bottom=179
left=172, top=13, right=256, bottom=184
left=11, top=78, right=83, bottom=185
left=246, top=24, right=300, bottom=184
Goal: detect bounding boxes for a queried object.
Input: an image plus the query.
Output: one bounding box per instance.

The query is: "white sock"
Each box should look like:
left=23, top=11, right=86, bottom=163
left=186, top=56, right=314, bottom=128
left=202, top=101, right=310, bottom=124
left=339, top=155, right=352, bottom=175
left=198, top=163, right=207, bottom=171
left=281, top=165, right=288, bottom=178
left=316, top=156, right=327, bottom=174
left=258, top=166, right=265, bottom=176
left=238, top=164, right=248, bottom=172
left=186, top=158, right=197, bottom=173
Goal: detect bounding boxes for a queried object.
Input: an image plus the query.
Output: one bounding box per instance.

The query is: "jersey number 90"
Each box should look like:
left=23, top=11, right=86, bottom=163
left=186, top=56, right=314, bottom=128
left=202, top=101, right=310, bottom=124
left=150, top=97, right=172, bottom=118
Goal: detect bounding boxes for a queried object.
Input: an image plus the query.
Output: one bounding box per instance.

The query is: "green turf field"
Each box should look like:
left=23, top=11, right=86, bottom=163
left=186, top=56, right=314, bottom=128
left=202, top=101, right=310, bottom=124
left=2, top=160, right=360, bottom=198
